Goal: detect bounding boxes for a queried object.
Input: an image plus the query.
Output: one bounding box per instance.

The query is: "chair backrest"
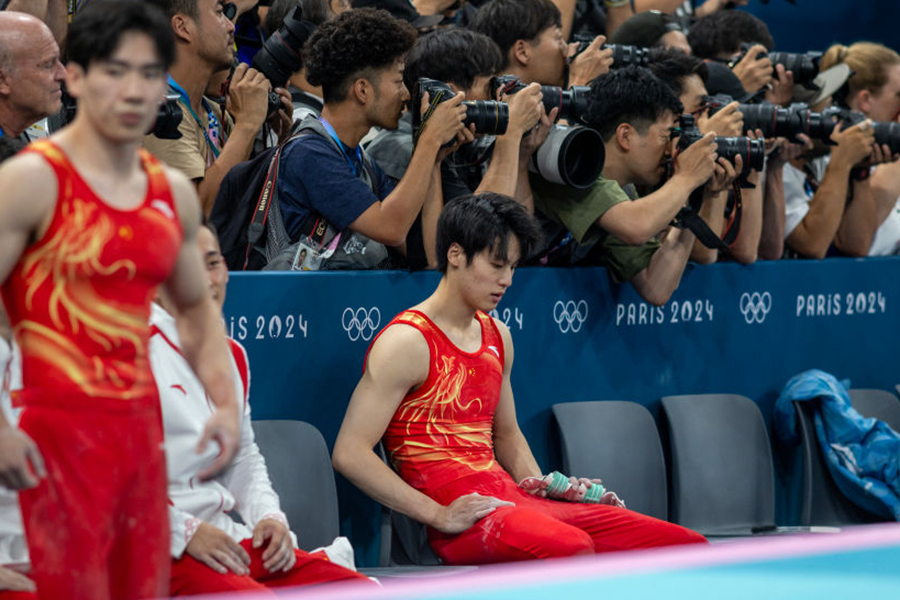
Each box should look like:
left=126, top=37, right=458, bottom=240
left=251, top=419, right=340, bottom=551
left=552, top=401, right=667, bottom=520
left=849, top=389, right=900, bottom=433
left=376, top=443, right=442, bottom=566
left=793, top=401, right=881, bottom=526
left=660, top=394, right=775, bottom=535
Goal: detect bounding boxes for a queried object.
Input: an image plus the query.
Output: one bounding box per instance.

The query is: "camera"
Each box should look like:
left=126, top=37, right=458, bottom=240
left=490, top=74, right=590, bottom=124
left=488, top=75, right=603, bottom=188
left=677, top=113, right=765, bottom=172
left=415, top=78, right=509, bottom=136
left=571, top=35, right=650, bottom=69
left=835, top=108, right=900, bottom=155
left=737, top=43, right=821, bottom=86
left=251, top=6, right=317, bottom=116
left=62, top=91, right=183, bottom=140
left=528, top=124, right=605, bottom=189
left=705, top=94, right=836, bottom=144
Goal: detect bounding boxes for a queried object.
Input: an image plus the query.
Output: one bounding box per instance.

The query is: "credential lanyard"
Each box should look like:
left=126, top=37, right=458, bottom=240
left=318, top=117, right=361, bottom=176
left=167, top=76, right=222, bottom=160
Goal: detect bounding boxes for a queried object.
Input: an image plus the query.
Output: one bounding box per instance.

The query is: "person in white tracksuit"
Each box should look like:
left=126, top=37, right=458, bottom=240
left=150, top=225, right=370, bottom=595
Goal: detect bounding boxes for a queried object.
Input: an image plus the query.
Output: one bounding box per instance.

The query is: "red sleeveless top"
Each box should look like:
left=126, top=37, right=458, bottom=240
left=378, top=310, right=508, bottom=495
left=0, top=140, right=183, bottom=407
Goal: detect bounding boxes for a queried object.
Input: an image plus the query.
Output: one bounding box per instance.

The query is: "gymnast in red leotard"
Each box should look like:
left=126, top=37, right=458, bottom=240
left=334, top=193, right=706, bottom=565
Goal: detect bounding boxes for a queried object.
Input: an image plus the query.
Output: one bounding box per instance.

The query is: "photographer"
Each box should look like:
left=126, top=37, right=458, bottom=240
left=785, top=42, right=900, bottom=258
left=688, top=10, right=793, bottom=105
left=469, top=0, right=614, bottom=89
left=0, top=11, right=65, bottom=143
left=648, top=47, right=769, bottom=265
left=271, top=8, right=469, bottom=271
left=366, top=28, right=548, bottom=268
left=144, top=0, right=290, bottom=215
left=533, top=66, right=720, bottom=305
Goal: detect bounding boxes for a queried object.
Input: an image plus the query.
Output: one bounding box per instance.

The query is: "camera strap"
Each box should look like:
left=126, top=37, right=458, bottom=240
left=167, top=77, right=222, bottom=160
left=674, top=183, right=742, bottom=252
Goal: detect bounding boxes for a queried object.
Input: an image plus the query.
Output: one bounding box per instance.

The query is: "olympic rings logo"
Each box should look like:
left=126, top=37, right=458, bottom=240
left=739, top=292, right=772, bottom=324
left=553, top=300, right=588, bottom=333
left=341, top=307, right=381, bottom=341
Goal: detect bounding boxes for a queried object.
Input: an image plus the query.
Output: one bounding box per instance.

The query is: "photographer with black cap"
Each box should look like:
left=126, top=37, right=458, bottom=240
left=144, top=0, right=292, bottom=215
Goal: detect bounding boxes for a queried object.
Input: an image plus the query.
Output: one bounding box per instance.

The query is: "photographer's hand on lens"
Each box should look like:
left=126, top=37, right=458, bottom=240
left=731, top=44, right=774, bottom=95
left=418, top=90, right=469, bottom=149
left=503, top=82, right=544, bottom=137
left=225, top=63, right=270, bottom=133
left=267, top=87, right=294, bottom=144
left=520, top=106, right=558, bottom=161
left=706, top=155, right=742, bottom=194
left=567, top=35, right=614, bottom=88
left=831, top=119, right=877, bottom=168
left=765, top=64, right=795, bottom=106
left=746, top=128, right=778, bottom=154
left=675, top=131, right=719, bottom=189
left=698, top=101, right=744, bottom=137
left=767, top=134, right=811, bottom=168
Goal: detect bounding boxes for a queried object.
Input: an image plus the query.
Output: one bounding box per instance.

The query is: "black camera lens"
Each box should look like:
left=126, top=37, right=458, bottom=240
left=739, top=103, right=792, bottom=139
left=874, top=121, right=900, bottom=155
left=251, top=6, right=316, bottom=116
left=417, top=78, right=510, bottom=136
left=715, top=136, right=766, bottom=171
left=767, top=51, right=822, bottom=86
left=603, top=44, right=649, bottom=68
left=491, top=75, right=590, bottom=123
left=462, top=100, right=509, bottom=135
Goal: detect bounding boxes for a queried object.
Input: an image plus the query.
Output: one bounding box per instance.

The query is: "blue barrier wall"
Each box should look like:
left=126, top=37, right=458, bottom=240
left=742, top=1, right=900, bottom=53
left=224, top=257, right=900, bottom=564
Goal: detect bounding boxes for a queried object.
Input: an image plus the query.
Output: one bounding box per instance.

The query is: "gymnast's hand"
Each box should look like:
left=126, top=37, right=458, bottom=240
left=196, top=404, right=240, bottom=481
left=434, top=492, right=515, bottom=534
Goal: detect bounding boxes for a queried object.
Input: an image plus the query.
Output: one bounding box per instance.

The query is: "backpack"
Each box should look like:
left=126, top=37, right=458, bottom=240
left=211, top=117, right=388, bottom=271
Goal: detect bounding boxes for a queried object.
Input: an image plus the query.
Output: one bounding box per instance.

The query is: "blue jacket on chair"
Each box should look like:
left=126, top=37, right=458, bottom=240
left=774, top=369, right=900, bottom=520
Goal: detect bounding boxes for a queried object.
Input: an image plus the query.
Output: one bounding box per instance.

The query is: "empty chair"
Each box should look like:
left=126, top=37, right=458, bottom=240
left=849, top=389, right=900, bottom=432
left=251, top=419, right=340, bottom=551
left=552, top=401, right=667, bottom=520
left=660, top=394, right=776, bottom=536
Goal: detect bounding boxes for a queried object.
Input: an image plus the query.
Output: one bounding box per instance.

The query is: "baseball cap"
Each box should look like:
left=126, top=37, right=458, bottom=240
left=704, top=60, right=756, bottom=103
left=792, top=64, right=852, bottom=106
left=351, top=0, right=444, bottom=29
left=609, top=10, right=682, bottom=48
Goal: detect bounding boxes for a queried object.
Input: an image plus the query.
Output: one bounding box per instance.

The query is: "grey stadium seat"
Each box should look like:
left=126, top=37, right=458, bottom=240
left=552, top=400, right=668, bottom=520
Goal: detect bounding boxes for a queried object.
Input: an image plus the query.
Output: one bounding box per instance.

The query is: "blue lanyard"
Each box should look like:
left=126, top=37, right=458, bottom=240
left=318, top=117, right=361, bottom=176
left=167, top=75, right=222, bottom=160
left=0, top=124, right=4, bottom=138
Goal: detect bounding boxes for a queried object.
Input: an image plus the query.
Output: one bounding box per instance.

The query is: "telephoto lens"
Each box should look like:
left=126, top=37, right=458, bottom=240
left=490, top=75, right=590, bottom=123
left=252, top=6, right=317, bottom=115
left=678, top=114, right=765, bottom=171
left=602, top=43, right=650, bottom=68
left=767, top=51, right=822, bottom=87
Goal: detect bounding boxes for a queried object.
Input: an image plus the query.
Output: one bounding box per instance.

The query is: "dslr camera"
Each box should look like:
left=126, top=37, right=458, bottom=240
left=571, top=35, right=650, bottom=69
left=414, top=78, right=509, bottom=136
left=736, top=42, right=822, bottom=87
left=677, top=113, right=765, bottom=172
left=251, top=6, right=317, bottom=116
left=489, top=74, right=604, bottom=189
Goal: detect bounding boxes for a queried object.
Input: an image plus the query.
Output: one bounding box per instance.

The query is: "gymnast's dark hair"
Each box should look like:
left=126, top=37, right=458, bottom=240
left=69, top=0, right=175, bottom=71
left=436, top=193, right=543, bottom=273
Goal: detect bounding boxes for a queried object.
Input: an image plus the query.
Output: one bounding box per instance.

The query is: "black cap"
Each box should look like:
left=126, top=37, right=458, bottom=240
left=609, top=10, right=681, bottom=48
left=704, top=61, right=756, bottom=103
left=351, top=0, right=444, bottom=29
